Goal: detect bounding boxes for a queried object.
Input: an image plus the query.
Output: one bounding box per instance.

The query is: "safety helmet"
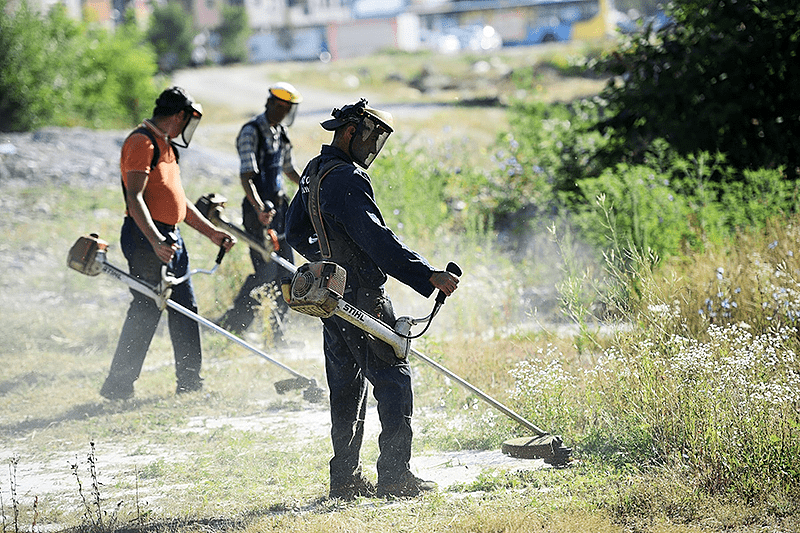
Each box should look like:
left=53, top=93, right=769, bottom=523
left=321, top=98, right=393, bottom=169
left=154, top=86, right=203, bottom=148
left=266, top=82, right=302, bottom=126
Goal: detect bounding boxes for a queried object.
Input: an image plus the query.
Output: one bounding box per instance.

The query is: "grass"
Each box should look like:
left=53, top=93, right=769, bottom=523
left=3, top=43, right=800, bottom=532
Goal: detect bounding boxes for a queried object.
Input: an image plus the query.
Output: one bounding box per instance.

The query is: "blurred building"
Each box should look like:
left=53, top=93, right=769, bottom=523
left=7, top=0, right=615, bottom=61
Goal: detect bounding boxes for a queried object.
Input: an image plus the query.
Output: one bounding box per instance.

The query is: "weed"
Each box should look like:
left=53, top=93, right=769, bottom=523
left=252, top=282, right=286, bottom=349
left=7, top=455, right=19, bottom=533
left=70, top=442, right=122, bottom=532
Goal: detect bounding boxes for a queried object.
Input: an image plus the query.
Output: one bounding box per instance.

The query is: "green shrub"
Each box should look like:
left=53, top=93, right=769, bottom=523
left=501, top=98, right=608, bottom=209
left=575, top=164, right=694, bottom=258
left=0, top=0, right=159, bottom=131
left=217, top=5, right=249, bottom=64
left=719, top=167, right=800, bottom=230
left=63, top=15, right=159, bottom=128
left=595, top=0, right=800, bottom=181
left=147, top=1, right=194, bottom=73
left=0, top=0, right=68, bottom=131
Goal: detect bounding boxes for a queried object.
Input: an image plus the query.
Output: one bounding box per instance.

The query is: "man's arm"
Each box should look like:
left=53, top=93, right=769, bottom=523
left=240, top=170, right=275, bottom=226
left=126, top=170, right=178, bottom=263
left=429, top=270, right=459, bottom=297
left=184, top=200, right=237, bottom=251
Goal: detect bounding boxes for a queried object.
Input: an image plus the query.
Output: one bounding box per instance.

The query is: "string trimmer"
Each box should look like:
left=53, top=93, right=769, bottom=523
left=196, top=193, right=295, bottom=274
left=192, top=195, right=572, bottom=465
left=66, top=233, right=325, bottom=403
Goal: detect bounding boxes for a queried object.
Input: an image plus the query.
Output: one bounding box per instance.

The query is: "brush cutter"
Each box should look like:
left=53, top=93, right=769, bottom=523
left=193, top=195, right=573, bottom=465
left=195, top=193, right=295, bottom=274
left=280, top=260, right=573, bottom=465
left=66, top=233, right=325, bottom=403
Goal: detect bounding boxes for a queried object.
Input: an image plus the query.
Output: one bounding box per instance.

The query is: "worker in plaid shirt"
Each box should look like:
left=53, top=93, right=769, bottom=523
left=217, top=82, right=303, bottom=342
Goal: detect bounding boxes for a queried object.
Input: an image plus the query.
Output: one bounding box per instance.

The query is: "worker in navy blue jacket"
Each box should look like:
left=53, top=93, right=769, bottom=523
left=285, top=99, right=459, bottom=500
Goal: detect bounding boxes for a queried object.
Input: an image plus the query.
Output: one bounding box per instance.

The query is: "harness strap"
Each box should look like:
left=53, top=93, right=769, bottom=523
left=307, top=160, right=346, bottom=259
left=120, top=127, right=179, bottom=210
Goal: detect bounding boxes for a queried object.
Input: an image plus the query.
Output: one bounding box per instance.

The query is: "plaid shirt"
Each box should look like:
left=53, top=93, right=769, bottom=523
left=237, top=112, right=295, bottom=177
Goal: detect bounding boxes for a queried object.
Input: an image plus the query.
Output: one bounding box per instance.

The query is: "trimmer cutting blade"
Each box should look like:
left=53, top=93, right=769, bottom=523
left=501, top=435, right=573, bottom=466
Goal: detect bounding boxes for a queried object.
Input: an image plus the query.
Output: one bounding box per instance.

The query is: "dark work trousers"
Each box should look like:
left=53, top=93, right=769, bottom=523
left=221, top=198, right=294, bottom=333
left=105, top=217, right=202, bottom=388
left=322, top=303, right=414, bottom=488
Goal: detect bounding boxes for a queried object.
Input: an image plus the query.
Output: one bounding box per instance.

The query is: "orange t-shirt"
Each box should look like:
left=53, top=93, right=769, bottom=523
left=120, top=126, right=187, bottom=225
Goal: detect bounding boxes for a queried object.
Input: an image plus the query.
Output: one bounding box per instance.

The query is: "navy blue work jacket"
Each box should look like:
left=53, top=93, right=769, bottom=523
left=285, top=145, right=436, bottom=298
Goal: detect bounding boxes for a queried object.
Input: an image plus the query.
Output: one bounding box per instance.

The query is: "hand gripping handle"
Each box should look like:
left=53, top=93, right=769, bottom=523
left=435, top=262, right=462, bottom=305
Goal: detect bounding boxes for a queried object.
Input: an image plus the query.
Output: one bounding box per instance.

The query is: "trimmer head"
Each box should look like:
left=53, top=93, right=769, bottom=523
left=502, top=435, right=573, bottom=466
left=274, top=377, right=326, bottom=404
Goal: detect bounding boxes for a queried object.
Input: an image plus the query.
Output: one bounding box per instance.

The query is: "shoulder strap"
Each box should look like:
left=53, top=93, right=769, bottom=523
left=120, top=127, right=179, bottom=208
left=120, top=127, right=159, bottom=209
left=278, top=124, right=290, bottom=146
left=241, top=118, right=263, bottom=160
left=307, top=160, right=347, bottom=259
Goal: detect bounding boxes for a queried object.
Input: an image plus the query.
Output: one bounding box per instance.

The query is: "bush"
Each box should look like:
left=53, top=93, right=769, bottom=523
left=0, top=0, right=159, bottom=131
left=595, top=0, right=800, bottom=181
left=147, top=1, right=195, bottom=73
left=64, top=13, right=160, bottom=128
left=217, top=5, right=249, bottom=64
left=575, top=164, right=694, bottom=258
left=0, top=0, right=69, bottom=131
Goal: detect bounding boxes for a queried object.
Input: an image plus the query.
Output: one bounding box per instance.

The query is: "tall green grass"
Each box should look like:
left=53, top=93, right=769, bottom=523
left=501, top=208, right=800, bottom=506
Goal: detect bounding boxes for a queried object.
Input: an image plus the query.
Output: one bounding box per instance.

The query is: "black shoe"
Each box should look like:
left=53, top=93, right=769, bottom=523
left=100, top=379, right=134, bottom=401
left=376, top=471, right=437, bottom=498
left=176, top=378, right=203, bottom=394
left=329, top=474, right=376, bottom=501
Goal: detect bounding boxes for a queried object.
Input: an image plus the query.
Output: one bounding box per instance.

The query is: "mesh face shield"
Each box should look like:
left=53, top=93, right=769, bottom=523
left=174, top=103, right=203, bottom=148
left=350, top=115, right=392, bottom=169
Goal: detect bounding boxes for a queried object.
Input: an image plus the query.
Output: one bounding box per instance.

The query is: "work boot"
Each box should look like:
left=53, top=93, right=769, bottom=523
left=376, top=471, right=438, bottom=499
left=176, top=377, right=203, bottom=395
left=328, top=474, right=376, bottom=501
left=99, top=378, right=134, bottom=401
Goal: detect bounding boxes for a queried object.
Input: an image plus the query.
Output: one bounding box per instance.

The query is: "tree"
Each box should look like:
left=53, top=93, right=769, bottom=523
left=595, top=0, right=800, bottom=181
left=0, top=0, right=65, bottom=131
left=147, top=1, right=195, bottom=72
left=217, top=5, right=250, bottom=64
left=0, top=0, right=158, bottom=131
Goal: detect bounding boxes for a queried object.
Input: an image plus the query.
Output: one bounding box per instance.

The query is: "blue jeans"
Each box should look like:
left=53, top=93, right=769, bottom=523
left=104, top=217, right=202, bottom=388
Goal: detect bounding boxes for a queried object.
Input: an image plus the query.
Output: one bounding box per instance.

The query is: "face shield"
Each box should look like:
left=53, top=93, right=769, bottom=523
left=174, top=103, right=203, bottom=148
left=350, top=115, right=392, bottom=169
left=267, top=97, right=298, bottom=127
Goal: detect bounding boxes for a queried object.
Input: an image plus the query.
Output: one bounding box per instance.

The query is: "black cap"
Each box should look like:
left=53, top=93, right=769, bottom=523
left=154, top=86, right=196, bottom=116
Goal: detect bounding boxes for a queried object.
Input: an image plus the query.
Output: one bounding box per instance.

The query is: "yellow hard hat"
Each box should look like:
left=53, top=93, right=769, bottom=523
left=268, top=82, right=303, bottom=104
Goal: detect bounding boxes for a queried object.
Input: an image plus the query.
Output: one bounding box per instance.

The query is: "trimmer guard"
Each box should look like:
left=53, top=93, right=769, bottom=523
left=502, top=435, right=573, bottom=466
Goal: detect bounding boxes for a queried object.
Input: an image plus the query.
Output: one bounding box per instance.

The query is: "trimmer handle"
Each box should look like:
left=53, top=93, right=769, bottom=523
left=435, top=261, right=462, bottom=305
left=215, top=241, right=228, bottom=265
